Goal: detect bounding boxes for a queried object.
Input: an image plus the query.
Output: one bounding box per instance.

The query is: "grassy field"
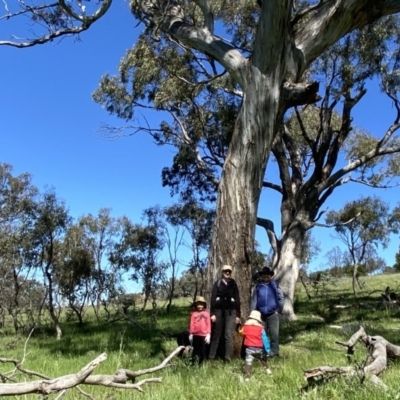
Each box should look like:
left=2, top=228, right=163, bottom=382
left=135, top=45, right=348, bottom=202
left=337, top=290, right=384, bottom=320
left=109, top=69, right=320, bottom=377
left=1, top=273, right=400, bottom=399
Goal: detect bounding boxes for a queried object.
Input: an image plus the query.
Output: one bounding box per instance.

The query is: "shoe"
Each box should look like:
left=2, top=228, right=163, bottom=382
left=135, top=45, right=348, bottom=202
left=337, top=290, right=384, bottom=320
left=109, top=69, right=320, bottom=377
left=265, top=368, right=272, bottom=375
left=244, top=376, right=250, bottom=382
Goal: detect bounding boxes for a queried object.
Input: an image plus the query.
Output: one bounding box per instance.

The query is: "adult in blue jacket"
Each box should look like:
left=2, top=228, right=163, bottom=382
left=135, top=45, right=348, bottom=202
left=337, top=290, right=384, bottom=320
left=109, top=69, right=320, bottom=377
left=250, top=266, right=284, bottom=357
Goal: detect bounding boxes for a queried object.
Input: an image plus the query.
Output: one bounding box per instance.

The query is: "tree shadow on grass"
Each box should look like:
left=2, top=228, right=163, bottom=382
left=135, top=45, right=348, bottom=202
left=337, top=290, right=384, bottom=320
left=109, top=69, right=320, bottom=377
left=33, top=306, right=190, bottom=359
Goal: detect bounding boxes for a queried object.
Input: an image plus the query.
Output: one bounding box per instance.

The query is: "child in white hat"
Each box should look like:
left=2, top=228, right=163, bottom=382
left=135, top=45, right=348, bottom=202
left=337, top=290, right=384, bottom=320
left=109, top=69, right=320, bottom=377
left=189, top=296, right=211, bottom=365
left=240, top=310, right=272, bottom=381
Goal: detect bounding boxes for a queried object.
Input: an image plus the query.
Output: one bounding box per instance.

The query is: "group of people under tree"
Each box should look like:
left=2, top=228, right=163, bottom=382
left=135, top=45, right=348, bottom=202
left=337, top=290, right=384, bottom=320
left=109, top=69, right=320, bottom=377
left=188, top=264, right=284, bottom=380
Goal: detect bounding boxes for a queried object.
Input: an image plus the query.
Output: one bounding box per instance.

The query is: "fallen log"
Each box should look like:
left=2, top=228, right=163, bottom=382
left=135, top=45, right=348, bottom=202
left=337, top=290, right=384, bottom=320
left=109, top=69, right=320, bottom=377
left=303, top=326, right=400, bottom=392
left=0, top=346, right=185, bottom=396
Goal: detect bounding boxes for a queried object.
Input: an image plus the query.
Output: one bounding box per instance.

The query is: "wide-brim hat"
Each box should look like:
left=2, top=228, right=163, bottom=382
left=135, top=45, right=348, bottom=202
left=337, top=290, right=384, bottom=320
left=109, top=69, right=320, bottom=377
left=259, top=266, right=275, bottom=277
left=247, top=310, right=263, bottom=324
left=193, top=296, right=207, bottom=307
left=221, top=264, right=233, bottom=272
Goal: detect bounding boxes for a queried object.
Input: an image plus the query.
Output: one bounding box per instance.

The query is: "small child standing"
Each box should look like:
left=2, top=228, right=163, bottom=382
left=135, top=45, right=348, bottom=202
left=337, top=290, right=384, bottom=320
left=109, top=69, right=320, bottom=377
left=188, top=296, right=211, bottom=365
left=240, top=310, right=272, bottom=381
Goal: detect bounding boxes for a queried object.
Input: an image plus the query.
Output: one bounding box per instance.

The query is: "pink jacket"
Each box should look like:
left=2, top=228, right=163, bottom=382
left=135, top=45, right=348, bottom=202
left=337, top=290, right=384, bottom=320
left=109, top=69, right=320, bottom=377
left=189, top=310, right=211, bottom=336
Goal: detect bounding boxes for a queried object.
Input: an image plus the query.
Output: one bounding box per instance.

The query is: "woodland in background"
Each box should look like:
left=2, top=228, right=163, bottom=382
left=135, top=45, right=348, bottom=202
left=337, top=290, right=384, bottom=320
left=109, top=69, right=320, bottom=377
left=2, top=161, right=400, bottom=344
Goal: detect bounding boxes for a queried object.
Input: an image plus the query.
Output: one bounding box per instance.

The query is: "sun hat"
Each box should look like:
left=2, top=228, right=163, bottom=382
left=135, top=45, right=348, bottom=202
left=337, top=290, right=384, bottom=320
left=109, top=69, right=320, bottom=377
left=259, top=266, right=275, bottom=277
left=247, top=310, right=263, bottom=324
left=221, top=265, right=233, bottom=272
left=193, top=296, right=207, bottom=307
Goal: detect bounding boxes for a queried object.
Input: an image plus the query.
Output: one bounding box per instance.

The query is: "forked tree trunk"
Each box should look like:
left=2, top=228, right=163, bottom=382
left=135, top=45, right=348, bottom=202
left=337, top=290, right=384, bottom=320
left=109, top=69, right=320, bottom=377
left=205, top=1, right=302, bottom=319
left=257, top=213, right=307, bottom=320
left=274, top=229, right=305, bottom=321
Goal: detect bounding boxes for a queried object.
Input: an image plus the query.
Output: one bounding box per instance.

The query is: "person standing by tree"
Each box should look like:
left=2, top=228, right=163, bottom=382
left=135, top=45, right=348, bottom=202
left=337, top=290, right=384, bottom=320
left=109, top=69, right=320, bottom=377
left=188, top=296, right=211, bottom=366
left=239, top=310, right=272, bottom=382
left=250, top=267, right=284, bottom=357
left=209, top=265, right=241, bottom=362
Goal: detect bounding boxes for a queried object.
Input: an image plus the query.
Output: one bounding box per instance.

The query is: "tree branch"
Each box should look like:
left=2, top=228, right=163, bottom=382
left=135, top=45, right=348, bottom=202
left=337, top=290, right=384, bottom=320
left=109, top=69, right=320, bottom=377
left=262, top=181, right=283, bottom=194
left=256, top=217, right=279, bottom=255
left=0, top=346, right=185, bottom=396
left=314, top=211, right=361, bottom=228
left=0, top=0, right=112, bottom=48
left=282, top=81, right=321, bottom=109
left=292, top=0, right=324, bottom=25
left=295, top=0, right=400, bottom=74
left=130, top=1, right=246, bottom=88
left=0, top=353, right=107, bottom=396
left=193, top=0, right=214, bottom=34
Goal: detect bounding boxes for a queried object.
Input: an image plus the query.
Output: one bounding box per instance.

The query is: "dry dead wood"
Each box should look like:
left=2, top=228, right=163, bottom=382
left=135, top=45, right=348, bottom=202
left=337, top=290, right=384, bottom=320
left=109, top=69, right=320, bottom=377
left=0, top=346, right=185, bottom=396
left=303, top=326, right=400, bottom=391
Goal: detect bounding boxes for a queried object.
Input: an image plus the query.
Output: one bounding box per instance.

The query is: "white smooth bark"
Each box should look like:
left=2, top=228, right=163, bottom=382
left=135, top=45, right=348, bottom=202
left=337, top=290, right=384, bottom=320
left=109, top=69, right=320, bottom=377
left=296, top=0, right=400, bottom=75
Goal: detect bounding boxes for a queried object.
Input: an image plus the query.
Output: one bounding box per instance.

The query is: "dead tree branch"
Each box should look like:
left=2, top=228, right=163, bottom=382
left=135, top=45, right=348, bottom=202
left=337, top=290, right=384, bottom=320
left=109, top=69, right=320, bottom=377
left=303, top=326, right=400, bottom=392
left=0, top=346, right=185, bottom=396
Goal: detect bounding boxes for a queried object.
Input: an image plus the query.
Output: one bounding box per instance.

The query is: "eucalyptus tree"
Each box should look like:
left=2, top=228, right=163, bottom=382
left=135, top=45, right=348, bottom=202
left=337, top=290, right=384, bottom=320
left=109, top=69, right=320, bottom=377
left=164, top=200, right=214, bottom=300
left=93, top=2, right=400, bottom=319
left=78, top=208, right=122, bottom=321
left=0, top=163, right=37, bottom=224
left=56, top=224, right=96, bottom=325
left=32, top=190, right=71, bottom=340
left=325, top=196, right=400, bottom=297
left=110, top=208, right=166, bottom=312
left=0, top=226, right=36, bottom=333
left=4, top=2, right=400, bottom=319
left=0, top=164, right=39, bottom=332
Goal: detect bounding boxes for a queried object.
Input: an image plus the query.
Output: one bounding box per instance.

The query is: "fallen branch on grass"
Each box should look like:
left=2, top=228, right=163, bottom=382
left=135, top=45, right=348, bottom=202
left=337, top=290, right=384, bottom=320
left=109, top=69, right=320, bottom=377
left=0, top=345, right=185, bottom=396
left=303, top=326, right=400, bottom=391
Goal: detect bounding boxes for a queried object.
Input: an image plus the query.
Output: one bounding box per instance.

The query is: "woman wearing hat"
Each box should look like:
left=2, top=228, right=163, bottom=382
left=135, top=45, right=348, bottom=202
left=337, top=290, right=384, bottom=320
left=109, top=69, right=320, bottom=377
left=188, top=296, right=211, bottom=365
left=208, top=265, right=241, bottom=362
left=240, top=310, right=272, bottom=381
left=250, top=266, right=284, bottom=357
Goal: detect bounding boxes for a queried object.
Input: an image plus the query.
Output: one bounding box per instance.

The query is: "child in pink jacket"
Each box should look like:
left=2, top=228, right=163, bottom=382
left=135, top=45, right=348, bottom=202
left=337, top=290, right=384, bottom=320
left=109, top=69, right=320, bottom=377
left=189, top=296, right=211, bottom=365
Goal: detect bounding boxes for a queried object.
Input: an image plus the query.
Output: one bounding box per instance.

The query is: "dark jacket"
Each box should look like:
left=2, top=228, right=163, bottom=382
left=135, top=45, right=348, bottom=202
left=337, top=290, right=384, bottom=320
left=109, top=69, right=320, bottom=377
left=210, top=278, right=241, bottom=318
left=250, top=280, right=284, bottom=315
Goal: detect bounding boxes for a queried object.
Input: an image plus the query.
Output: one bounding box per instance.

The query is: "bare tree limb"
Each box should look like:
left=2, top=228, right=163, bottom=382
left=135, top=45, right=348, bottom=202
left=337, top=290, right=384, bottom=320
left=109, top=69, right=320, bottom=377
left=314, top=211, right=361, bottom=228
left=256, top=217, right=279, bottom=255
left=0, top=353, right=107, bottom=396
left=0, top=346, right=185, bottom=396
left=0, top=0, right=112, bottom=48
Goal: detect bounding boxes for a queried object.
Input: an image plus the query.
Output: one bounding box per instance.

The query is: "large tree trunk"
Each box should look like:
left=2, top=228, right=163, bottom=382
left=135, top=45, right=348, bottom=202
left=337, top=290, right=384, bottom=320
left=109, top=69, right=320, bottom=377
left=273, top=227, right=305, bottom=321
left=206, top=1, right=300, bottom=319
left=206, top=72, right=284, bottom=319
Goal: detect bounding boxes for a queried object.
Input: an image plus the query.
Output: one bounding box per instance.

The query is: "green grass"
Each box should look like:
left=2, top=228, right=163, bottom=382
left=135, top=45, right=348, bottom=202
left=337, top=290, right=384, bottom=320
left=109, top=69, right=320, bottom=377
left=1, top=274, right=400, bottom=399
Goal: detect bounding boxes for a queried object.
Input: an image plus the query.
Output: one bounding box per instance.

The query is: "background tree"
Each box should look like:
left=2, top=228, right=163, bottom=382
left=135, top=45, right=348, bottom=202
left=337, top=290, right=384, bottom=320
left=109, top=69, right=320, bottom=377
left=56, top=224, right=96, bottom=325
left=164, top=200, right=214, bottom=301
left=0, top=164, right=39, bottom=333
left=32, top=190, right=71, bottom=340
left=393, top=249, right=400, bottom=272
left=325, top=196, right=400, bottom=298
left=110, top=208, right=166, bottom=316
left=158, top=216, right=184, bottom=314
left=78, top=208, right=122, bottom=321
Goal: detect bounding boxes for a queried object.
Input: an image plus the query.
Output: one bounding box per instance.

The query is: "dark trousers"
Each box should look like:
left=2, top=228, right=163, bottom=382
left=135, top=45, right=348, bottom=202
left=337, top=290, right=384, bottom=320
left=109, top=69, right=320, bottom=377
left=261, top=312, right=280, bottom=356
left=191, top=335, right=207, bottom=365
left=209, top=309, right=236, bottom=360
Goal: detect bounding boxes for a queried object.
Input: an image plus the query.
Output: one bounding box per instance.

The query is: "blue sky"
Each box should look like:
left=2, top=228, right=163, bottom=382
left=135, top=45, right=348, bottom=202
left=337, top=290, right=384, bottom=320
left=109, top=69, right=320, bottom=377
left=1, top=1, right=400, bottom=274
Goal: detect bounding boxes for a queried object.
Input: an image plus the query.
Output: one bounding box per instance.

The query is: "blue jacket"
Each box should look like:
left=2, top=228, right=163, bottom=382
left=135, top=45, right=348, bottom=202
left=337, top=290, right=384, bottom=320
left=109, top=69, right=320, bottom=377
left=250, top=281, right=284, bottom=315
